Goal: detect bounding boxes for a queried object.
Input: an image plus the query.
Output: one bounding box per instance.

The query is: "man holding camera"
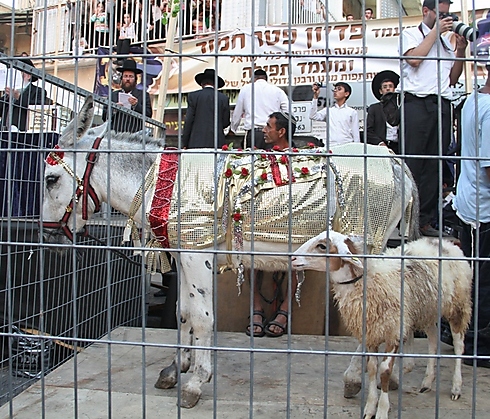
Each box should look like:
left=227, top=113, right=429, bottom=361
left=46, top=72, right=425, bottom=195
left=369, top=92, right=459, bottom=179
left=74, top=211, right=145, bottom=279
left=399, top=0, right=467, bottom=237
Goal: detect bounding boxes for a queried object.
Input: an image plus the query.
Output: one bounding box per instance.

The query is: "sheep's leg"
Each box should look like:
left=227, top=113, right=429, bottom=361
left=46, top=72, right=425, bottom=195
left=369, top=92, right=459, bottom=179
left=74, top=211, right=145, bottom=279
left=385, top=330, right=415, bottom=391
left=155, top=266, right=193, bottom=390
left=363, top=353, right=379, bottom=419
left=420, top=324, right=438, bottom=393
left=376, top=344, right=397, bottom=419
left=344, top=344, right=364, bottom=398
left=450, top=327, right=465, bottom=400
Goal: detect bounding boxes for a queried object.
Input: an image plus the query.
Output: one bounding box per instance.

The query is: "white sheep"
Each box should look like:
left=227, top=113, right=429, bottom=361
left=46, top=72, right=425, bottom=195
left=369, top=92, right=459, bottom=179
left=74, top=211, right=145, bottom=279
left=291, top=231, right=472, bottom=419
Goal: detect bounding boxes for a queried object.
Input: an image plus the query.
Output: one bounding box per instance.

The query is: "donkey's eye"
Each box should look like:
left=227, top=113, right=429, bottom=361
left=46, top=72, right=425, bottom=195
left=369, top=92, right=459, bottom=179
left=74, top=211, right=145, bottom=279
left=317, top=243, right=327, bottom=251
left=45, top=175, right=60, bottom=188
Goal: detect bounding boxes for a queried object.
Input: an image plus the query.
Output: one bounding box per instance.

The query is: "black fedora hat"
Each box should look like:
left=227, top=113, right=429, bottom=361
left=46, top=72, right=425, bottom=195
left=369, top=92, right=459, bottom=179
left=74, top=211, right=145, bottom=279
left=19, top=58, right=39, bottom=82
left=194, top=68, right=225, bottom=89
left=116, top=59, right=143, bottom=75
left=371, top=70, right=399, bottom=100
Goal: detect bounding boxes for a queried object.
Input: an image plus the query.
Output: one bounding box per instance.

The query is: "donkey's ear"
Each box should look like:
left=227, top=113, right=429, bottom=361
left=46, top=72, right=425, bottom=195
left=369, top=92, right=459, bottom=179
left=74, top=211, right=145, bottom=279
left=59, top=96, right=95, bottom=148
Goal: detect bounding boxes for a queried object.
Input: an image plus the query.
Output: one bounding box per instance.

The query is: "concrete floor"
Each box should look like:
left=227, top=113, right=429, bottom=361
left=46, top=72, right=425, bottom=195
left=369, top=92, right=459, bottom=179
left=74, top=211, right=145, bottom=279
left=1, top=327, right=489, bottom=418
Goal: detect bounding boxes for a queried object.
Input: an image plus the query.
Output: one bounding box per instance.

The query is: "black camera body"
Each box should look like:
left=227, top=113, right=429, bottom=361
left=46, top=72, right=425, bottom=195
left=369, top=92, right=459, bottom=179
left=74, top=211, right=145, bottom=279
left=439, top=12, right=459, bottom=21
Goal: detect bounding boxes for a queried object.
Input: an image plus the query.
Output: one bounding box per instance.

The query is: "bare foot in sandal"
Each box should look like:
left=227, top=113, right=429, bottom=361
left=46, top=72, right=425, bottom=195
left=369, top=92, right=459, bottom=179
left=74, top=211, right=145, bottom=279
left=245, top=310, right=266, bottom=337
left=264, top=309, right=288, bottom=337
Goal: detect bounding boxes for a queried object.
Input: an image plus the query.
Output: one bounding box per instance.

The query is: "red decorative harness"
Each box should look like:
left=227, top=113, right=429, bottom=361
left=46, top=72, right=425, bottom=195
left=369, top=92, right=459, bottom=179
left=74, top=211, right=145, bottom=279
left=41, top=137, right=103, bottom=241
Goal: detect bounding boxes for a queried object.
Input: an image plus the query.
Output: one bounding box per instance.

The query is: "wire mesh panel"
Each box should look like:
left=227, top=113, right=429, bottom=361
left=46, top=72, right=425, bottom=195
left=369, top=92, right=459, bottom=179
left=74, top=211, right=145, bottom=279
left=1, top=1, right=490, bottom=418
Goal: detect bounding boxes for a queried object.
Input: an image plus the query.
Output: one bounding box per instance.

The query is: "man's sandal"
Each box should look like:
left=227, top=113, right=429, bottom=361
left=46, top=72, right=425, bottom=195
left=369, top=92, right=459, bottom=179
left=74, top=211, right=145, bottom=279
left=264, top=309, right=288, bottom=338
left=245, top=310, right=267, bottom=337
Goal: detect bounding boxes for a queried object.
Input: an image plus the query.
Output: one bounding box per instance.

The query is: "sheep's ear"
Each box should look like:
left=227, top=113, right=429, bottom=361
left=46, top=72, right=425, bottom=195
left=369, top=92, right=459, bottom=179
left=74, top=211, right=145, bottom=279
left=340, top=238, right=364, bottom=270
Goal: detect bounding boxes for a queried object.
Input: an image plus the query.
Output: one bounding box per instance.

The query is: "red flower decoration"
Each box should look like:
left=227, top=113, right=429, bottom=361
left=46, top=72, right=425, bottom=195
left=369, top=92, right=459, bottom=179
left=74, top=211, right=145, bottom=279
left=45, top=145, right=64, bottom=166
left=292, top=148, right=299, bottom=153
left=301, top=167, right=310, bottom=175
left=241, top=167, right=249, bottom=177
left=225, top=168, right=233, bottom=178
left=272, top=145, right=281, bottom=151
left=260, top=172, right=268, bottom=180
left=222, top=144, right=229, bottom=151
left=280, top=155, right=288, bottom=165
left=261, top=154, right=267, bottom=160
left=307, top=142, right=315, bottom=148
left=233, top=212, right=242, bottom=222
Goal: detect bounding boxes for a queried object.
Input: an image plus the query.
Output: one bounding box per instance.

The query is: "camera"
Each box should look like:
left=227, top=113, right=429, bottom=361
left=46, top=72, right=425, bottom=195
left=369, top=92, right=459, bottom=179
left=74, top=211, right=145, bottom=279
left=439, top=13, right=478, bottom=42
left=314, top=82, right=322, bottom=88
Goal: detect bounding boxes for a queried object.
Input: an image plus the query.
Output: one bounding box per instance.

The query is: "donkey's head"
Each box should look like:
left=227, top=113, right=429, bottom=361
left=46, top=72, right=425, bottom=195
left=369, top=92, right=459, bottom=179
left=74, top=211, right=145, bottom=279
left=41, top=96, right=106, bottom=245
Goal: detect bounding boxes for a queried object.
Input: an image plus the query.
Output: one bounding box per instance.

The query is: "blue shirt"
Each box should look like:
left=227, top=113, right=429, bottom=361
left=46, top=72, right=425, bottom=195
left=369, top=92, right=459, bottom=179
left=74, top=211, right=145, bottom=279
left=453, top=91, right=490, bottom=225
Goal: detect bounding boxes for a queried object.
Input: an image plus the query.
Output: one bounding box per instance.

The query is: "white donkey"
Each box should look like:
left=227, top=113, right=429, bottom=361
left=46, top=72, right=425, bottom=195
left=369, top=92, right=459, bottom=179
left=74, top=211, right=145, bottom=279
left=41, top=96, right=419, bottom=408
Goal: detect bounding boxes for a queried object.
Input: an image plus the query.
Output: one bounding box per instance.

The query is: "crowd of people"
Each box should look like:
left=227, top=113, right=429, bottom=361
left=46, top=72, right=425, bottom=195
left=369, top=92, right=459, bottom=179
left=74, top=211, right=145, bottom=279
left=71, top=0, right=221, bottom=55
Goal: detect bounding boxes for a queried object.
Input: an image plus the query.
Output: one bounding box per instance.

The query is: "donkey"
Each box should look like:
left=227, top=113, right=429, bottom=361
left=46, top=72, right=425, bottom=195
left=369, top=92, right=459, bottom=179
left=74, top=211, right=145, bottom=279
left=41, top=96, right=419, bottom=408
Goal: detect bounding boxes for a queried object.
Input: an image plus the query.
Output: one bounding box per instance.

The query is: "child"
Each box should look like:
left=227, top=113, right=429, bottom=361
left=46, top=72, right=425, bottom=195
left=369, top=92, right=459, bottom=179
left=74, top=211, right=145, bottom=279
left=116, top=13, right=136, bottom=62
left=90, top=2, right=109, bottom=48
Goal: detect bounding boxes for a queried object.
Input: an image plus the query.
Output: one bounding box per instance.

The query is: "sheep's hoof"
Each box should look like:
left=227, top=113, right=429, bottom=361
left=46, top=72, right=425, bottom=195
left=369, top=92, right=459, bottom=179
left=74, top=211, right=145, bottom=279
left=451, top=392, right=461, bottom=401
left=420, top=386, right=431, bottom=393
left=155, top=362, right=178, bottom=389
left=344, top=381, right=362, bottom=398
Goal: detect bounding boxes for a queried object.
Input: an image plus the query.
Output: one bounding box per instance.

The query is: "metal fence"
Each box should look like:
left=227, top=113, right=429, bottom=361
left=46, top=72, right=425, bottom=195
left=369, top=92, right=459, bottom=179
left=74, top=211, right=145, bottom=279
left=1, top=1, right=490, bottom=418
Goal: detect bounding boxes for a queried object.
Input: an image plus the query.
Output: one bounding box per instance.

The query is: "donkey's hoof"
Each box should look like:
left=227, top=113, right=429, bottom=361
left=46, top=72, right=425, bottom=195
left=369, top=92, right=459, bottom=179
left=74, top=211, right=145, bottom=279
left=180, top=387, right=202, bottom=408
left=344, top=381, right=362, bottom=398
left=155, top=363, right=178, bottom=389
left=420, top=386, right=431, bottom=393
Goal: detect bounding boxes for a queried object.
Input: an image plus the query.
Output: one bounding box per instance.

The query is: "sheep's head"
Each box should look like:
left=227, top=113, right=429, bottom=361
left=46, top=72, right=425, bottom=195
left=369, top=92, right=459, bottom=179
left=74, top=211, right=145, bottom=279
left=292, top=230, right=364, bottom=275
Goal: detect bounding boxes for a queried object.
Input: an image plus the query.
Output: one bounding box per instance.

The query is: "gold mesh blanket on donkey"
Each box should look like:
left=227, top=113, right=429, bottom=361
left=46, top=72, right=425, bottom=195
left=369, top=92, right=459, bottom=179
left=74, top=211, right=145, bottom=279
left=160, top=143, right=408, bottom=254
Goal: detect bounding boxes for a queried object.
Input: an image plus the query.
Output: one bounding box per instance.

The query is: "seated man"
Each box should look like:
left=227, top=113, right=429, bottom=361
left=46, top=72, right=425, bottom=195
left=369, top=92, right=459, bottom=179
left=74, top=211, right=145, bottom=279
left=247, top=111, right=298, bottom=338
left=0, top=58, right=50, bottom=132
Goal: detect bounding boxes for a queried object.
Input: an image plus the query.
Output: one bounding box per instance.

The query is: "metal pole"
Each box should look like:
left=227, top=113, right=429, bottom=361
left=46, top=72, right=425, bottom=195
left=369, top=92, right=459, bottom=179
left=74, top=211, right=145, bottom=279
left=155, top=0, right=180, bottom=138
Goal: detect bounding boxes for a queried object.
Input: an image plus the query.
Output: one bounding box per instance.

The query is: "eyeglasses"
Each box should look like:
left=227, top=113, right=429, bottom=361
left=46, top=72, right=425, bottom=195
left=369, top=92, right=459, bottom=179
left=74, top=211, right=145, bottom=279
left=279, top=111, right=298, bottom=124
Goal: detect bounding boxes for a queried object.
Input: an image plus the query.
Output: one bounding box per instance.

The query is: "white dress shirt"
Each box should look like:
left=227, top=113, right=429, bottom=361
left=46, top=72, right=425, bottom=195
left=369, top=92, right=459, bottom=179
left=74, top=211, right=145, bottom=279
left=309, top=98, right=360, bottom=145
left=231, top=79, right=289, bottom=132
left=399, top=22, right=455, bottom=100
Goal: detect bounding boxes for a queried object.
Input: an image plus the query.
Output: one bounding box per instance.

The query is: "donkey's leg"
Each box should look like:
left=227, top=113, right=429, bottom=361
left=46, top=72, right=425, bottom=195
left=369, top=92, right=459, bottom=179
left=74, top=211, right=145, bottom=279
left=376, top=344, right=397, bottom=419
left=179, top=254, right=215, bottom=409
left=450, top=325, right=465, bottom=400
left=420, top=324, right=438, bottom=393
left=155, top=263, right=193, bottom=390
left=344, top=344, right=364, bottom=398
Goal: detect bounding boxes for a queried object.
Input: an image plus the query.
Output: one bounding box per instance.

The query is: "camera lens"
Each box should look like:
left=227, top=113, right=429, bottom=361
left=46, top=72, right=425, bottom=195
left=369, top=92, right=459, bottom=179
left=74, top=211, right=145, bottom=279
left=452, top=21, right=477, bottom=42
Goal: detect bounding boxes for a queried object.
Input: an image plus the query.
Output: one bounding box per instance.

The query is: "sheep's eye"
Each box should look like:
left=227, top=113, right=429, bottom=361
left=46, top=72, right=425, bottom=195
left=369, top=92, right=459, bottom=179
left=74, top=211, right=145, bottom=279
left=317, top=243, right=327, bottom=251
left=45, top=174, right=60, bottom=188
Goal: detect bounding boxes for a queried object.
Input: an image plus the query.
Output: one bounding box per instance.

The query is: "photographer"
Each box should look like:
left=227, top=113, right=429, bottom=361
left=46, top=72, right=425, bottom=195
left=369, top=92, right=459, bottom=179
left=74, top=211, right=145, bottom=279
left=399, top=0, right=467, bottom=237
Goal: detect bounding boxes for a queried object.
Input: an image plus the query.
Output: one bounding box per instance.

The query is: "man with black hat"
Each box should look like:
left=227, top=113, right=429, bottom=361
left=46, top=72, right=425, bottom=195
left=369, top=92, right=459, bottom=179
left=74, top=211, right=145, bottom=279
left=0, top=58, right=50, bottom=132
left=231, top=69, right=288, bottom=149
left=366, top=70, right=400, bottom=153
left=102, top=59, right=152, bottom=133
left=182, top=68, right=230, bottom=148
left=399, top=0, right=467, bottom=237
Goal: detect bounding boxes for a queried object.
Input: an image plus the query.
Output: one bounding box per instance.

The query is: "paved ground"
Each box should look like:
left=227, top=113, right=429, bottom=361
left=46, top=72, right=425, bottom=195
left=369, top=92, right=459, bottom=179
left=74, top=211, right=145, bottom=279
left=1, top=327, right=489, bottom=418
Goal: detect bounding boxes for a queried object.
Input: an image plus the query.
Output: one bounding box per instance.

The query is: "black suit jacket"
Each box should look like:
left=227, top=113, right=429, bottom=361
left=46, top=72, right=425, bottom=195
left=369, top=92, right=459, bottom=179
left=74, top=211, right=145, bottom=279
left=0, top=84, right=50, bottom=131
left=182, top=86, right=230, bottom=148
left=102, top=88, right=153, bottom=133
left=366, top=99, right=400, bottom=146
